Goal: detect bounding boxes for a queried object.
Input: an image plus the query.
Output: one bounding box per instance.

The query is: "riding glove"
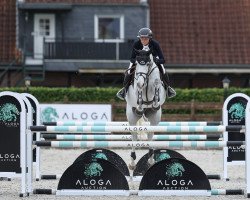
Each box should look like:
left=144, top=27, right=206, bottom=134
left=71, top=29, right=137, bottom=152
left=153, top=57, right=160, bottom=65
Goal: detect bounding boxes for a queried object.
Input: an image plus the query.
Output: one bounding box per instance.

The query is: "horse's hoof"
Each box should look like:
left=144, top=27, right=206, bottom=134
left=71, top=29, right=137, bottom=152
left=152, top=105, right=160, bottom=111
left=128, top=164, right=136, bottom=170
left=148, top=159, right=155, bottom=167
left=135, top=109, right=144, bottom=116
left=136, top=106, right=143, bottom=112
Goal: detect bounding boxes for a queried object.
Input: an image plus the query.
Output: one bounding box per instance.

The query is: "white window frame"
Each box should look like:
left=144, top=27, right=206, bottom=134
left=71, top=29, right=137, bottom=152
left=94, top=15, right=124, bottom=43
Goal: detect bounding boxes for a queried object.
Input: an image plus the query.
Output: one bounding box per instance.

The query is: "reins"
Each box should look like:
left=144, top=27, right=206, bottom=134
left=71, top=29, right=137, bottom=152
left=136, top=61, right=158, bottom=105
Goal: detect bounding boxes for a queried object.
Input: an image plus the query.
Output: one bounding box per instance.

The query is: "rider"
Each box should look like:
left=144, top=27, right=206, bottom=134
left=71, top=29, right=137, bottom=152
left=116, top=27, right=176, bottom=100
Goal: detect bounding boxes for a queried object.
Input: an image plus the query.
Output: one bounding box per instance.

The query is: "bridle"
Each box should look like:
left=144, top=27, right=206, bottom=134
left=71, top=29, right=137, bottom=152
left=135, top=60, right=158, bottom=105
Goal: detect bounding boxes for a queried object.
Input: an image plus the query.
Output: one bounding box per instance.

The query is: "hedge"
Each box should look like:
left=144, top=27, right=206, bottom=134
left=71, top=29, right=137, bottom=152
left=0, top=87, right=249, bottom=103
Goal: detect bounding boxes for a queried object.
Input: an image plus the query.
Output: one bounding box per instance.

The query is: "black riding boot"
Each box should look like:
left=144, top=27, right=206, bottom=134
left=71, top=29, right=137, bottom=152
left=116, top=73, right=132, bottom=100
left=162, top=73, right=176, bottom=98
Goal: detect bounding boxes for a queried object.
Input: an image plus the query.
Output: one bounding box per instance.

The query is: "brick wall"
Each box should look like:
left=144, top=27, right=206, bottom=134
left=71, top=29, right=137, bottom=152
left=0, top=0, right=18, bottom=63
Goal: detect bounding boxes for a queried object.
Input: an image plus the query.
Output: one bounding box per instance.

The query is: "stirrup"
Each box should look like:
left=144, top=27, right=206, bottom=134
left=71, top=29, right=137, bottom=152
left=167, top=86, right=176, bottom=98
left=116, top=88, right=125, bottom=100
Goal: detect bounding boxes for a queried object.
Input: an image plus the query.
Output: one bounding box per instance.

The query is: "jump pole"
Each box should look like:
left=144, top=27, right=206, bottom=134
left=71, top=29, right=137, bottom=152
left=40, top=173, right=220, bottom=180
left=30, top=125, right=244, bottom=133
left=34, top=141, right=244, bottom=148
left=33, top=188, right=244, bottom=196
left=41, top=134, right=221, bottom=141
left=43, top=121, right=221, bottom=126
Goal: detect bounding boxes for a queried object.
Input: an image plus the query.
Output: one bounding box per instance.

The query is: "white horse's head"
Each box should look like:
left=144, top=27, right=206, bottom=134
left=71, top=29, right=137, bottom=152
left=134, top=49, right=154, bottom=91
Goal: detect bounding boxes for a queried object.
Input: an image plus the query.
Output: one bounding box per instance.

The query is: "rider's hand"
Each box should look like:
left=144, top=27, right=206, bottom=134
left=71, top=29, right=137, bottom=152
left=130, top=58, right=136, bottom=65
left=153, top=57, right=160, bottom=65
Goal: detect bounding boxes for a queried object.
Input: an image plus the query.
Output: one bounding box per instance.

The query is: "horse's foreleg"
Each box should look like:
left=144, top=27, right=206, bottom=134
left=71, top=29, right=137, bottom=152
left=129, top=132, right=138, bottom=170
left=137, top=90, right=143, bottom=112
left=147, top=132, right=155, bottom=166
left=153, top=79, right=160, bottom=109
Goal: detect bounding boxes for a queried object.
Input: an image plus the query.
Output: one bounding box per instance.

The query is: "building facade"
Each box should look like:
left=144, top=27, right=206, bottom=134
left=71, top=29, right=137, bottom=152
left=0, top=0, right=250, bottom=88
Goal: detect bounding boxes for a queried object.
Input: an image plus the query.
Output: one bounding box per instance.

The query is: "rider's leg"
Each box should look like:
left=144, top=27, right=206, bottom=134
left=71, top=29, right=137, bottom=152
left=117, top=63, right=135, bottom=100
left=158, top=64, right=176, bottom=98
left=116, top=73, right=133, bottom=100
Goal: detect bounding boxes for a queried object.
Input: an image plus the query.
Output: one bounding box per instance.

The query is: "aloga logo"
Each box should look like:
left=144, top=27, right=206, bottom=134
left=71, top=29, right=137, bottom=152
left=155, top=153, right=171, bottom=162
left=0, top=153, right=20, bottom=162
left=229, top=103, right=245, bottom=121
left=93, top=153, right=108, bottom=160
left=41, top=107, right=59, bottom=122
left=84, top=162, right=103, bottom=177
left=0, top=103, right=20, bottom=127
left=166, top=162, right=185, bottom=179
left=157, top=162, right=193, bottom=190
left=31, top=106, right=35, bottom=114
left=124, top=126, right=148, bottom=132
left=0, top=103, right=19, bottom=122
left=75, top=162, right=111, bottom=189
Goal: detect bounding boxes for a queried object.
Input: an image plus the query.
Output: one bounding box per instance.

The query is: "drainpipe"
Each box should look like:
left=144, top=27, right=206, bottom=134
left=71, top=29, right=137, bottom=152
left=16, top=0, right=19, bottom=49
left=140, top=0, right=150, bottom=28
left=146, top=2, right=150, bottom=28
left=16, top=0, right=25, bottom=49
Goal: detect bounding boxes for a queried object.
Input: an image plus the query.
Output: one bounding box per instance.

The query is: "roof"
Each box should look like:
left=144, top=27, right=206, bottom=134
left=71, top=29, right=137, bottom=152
left=19, top=3, right=73, bottom=10
left=0, top=0, right=18, bottom=63
left=149, top=0, right=250, bottom=65
left=24, top=0, right=142, bottom=4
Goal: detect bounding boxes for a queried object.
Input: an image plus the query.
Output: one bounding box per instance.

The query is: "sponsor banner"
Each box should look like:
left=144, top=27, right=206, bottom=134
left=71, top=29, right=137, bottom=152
left=0, top=96, right=22, bottom=173
left=58, top=158, right=129, bottom=190
left=73, top=149, right=129, bottom=176
left=40, top=104, right=111, bottom=122
left=134, top=149, right=186, bottom=177
left=227, top=97, right=247, bottom=161
left=27, top=97, right=38, bottom=150
left=139, top=158, right=211, bottom=190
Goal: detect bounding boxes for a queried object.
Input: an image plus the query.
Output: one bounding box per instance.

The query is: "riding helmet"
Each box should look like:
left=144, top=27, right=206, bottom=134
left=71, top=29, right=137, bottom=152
left=137, top=28, right=153, bottom=38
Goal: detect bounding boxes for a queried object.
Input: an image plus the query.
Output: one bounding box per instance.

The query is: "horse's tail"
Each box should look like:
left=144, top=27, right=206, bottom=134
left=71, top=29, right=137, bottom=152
left=136, top=116, right=149, bottom=140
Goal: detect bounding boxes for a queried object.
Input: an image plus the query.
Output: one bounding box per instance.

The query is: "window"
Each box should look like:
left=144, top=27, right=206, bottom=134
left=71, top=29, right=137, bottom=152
left=94, top=15, right=124, bottom=42
left=39, top=19, right=51, bottom=36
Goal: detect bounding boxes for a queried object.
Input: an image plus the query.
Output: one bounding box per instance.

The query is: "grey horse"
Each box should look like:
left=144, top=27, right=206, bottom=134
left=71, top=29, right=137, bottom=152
left=125, top=49, right=167, bottom=169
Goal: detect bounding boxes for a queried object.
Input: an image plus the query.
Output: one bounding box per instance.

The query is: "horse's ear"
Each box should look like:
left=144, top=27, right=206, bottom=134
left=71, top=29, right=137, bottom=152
left=134, top=48, right=140, bottom=54
left=147, top=49, right=152, bottom=55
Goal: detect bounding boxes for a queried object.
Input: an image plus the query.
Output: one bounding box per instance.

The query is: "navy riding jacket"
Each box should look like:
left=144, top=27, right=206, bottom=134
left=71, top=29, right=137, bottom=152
left=130, top=39, right=165, bottom=65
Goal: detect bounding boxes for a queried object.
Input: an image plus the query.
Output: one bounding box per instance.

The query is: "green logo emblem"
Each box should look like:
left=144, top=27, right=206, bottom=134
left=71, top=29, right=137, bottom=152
left=84, top=162, right=103, bottom=177
left=229, top=103, right=245, bottom=120
left=94, top=153, right=107, bottom=160
left=31, top=106, right=35, bottom=114
left=0, top=103, right=20, bottom=122
left=166, top=162, right=185, bottom=179
left=41, top=107, right=59, bottom=122
left=155, top=153, right=171, bottom=162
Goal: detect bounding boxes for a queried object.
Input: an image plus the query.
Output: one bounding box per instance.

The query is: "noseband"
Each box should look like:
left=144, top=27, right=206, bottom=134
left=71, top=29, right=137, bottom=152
left=135, top=62, right=157, bottom=87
